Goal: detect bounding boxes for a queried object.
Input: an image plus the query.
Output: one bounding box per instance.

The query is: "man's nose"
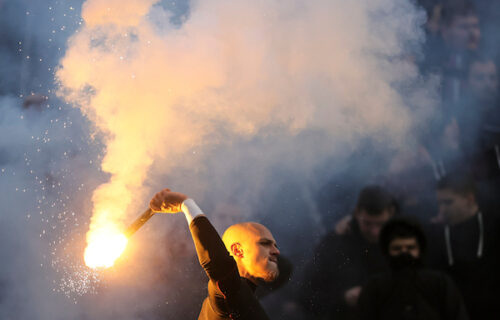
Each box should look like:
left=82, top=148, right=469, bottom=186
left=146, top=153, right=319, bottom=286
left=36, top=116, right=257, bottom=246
left=271, top=246, right=280, bottom=256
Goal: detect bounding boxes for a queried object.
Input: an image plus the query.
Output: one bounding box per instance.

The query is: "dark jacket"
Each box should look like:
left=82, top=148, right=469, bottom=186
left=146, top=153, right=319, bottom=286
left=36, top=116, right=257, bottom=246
left=189, top=216, right=270, bottom=320
left=301, top=219, right=388, bottom=319
left=358, top=268, right=468, bottom=320
left=427, top=210, right=500, bottom=320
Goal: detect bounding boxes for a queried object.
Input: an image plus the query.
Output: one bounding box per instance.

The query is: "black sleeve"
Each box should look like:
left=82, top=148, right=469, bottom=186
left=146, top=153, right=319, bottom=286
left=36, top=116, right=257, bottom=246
left=189, top=215, right=240, bottom=286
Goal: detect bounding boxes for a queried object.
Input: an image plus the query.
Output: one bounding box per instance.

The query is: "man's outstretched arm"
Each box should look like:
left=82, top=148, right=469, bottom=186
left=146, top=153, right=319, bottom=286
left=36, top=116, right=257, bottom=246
left=150, top=188, right=239, bottom=283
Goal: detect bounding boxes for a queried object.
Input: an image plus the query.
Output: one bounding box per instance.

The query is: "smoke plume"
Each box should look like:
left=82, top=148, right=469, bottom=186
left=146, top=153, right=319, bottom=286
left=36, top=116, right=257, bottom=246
left=57, top=0, right=435, bottom=250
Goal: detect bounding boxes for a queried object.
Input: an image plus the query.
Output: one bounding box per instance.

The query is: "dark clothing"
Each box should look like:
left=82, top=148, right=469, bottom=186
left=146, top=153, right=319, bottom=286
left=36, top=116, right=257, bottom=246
left=189, top=216, right=270, bottom=320
left=427, top=211, right=500, bottom=319
left=301, top=220, right=388, bottom=319
left=358, top=268, right=468, bottom=320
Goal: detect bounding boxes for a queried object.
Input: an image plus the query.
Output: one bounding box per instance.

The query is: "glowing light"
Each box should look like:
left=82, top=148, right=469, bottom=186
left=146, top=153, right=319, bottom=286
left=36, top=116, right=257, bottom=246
left=84, top=225, right=128, bottom=269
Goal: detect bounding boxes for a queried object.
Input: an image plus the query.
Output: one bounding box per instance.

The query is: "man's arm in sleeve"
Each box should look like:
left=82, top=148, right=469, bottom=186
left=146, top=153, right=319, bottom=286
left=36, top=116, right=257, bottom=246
left=150, top=190, right=240, bottom=284
left=183, top=204, right=239, bottom=282
left=185, top=200, right=239, bottom=283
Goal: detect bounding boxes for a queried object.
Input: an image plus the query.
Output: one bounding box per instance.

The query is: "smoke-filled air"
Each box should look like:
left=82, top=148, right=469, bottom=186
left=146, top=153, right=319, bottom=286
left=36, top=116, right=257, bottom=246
left=57, top=0, right=433, bottom=271
left=2, top=0, right=499, bottom=319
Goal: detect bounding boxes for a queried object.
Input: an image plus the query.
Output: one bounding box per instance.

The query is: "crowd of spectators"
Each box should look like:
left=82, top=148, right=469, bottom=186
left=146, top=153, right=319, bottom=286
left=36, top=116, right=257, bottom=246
left=289, top=1, right=500, bottom=319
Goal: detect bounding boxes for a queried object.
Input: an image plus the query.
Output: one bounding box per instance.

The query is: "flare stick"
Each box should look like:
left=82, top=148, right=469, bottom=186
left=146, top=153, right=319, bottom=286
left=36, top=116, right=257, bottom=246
left=124, top=208, right=155, bottom=237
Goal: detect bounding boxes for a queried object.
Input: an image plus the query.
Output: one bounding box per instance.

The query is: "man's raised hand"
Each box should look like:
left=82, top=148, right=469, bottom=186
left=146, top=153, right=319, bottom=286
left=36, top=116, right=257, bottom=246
left=150, top=188, right=188, bottom=213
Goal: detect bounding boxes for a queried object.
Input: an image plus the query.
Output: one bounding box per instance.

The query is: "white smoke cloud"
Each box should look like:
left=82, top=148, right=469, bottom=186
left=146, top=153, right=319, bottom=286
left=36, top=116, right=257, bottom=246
left=57, top=0, right=435, bottom=231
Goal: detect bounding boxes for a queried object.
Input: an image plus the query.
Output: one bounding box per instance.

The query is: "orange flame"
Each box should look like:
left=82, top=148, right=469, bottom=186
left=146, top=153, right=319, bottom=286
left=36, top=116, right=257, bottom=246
left=84, top=223, right=128, bottom=269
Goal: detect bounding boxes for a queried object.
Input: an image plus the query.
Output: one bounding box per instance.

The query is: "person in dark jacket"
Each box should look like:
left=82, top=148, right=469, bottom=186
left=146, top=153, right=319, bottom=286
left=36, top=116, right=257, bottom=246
left=428, top=173, right=500, bottom=319
left=301, top=186, right=396, bottom=319
left=150, top=188, right=283, bottom=320
left=358, top=216, right=469, bottom=320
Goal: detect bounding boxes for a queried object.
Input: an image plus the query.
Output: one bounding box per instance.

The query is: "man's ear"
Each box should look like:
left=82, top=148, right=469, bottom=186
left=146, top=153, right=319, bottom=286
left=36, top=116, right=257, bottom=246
left=231, top=243, right=244, bottom=258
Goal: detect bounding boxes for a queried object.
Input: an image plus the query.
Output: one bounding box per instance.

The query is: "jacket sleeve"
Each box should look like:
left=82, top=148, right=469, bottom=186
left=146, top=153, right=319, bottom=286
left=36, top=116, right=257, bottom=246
left=189, top=215, right=241, bottom=291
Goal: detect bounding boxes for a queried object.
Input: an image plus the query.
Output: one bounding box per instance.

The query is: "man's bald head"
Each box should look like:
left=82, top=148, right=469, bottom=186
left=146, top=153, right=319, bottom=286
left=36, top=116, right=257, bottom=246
left=222, top=222, right=267, bottom=248
left=222, top=222, right=280, bottom=283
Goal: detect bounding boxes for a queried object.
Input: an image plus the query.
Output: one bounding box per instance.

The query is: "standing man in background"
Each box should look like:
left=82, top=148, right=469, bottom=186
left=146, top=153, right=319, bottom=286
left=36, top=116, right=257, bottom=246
left=300, top=186, right=396, bottom=319
left=428, top=173, right=500, bottom=319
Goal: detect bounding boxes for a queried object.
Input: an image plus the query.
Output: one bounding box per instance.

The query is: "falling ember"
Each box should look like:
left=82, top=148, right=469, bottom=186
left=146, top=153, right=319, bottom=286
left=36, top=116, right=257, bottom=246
left=84, top=225, right=128, bottom=269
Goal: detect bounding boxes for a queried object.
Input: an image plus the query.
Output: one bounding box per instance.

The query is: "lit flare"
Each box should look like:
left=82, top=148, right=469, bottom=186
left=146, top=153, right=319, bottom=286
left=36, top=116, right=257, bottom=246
left=84, top=226, right=128, bottom=269
left=83, top=208, right=154, bottom=269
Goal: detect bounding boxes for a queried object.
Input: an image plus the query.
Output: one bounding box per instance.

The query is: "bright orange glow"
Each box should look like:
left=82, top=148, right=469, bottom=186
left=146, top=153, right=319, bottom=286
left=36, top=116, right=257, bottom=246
left=84, top=225, right=128, bottom=269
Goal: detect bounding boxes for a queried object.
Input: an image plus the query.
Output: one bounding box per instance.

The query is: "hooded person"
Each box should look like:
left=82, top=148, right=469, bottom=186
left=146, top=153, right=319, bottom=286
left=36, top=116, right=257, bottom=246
left=358, top=216, right=468, bottom=320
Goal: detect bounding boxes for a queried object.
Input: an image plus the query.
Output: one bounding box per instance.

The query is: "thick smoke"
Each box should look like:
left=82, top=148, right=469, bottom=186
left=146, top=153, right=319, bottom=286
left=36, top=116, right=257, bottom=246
left=57, top=0, right=434, bottom=240
left=0, top=0, right=441, bottom=318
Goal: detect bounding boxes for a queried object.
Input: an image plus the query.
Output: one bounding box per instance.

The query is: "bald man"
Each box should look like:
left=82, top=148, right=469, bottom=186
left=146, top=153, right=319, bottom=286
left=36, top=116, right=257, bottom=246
left=150, top=189, right=281, bottom=320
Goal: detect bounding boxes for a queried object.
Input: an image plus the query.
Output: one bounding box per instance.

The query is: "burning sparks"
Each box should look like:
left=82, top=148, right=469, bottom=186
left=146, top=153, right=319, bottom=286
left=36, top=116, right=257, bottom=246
left=83, top=224, right=128, bottom=269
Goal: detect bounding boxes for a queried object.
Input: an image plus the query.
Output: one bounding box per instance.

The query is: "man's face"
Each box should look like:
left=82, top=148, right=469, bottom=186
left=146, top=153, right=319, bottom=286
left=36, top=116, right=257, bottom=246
left=240, top=225, right=280, bottom=282
left=355, top=210, right=393, bottom=243
left=436, top=189, right=473, bottom=224
left=468, top=61, right=499, bottom=104
left=442, top=15, right=480, bottom=51
left=388, top=237, right=420, bottom=258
